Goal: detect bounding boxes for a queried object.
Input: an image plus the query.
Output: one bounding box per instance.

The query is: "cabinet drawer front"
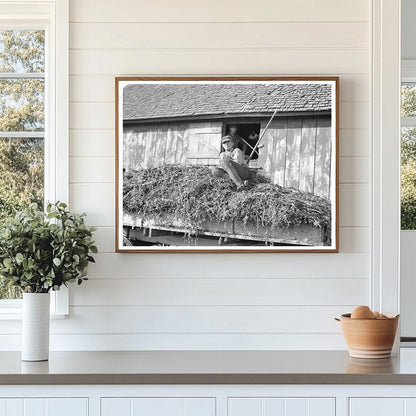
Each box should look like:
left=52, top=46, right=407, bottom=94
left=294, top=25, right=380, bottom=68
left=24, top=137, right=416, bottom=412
left=0, top=398, right=88, bottom=416
left=101, top=397, right=215, bottom=416
left=349, top=398, right=416, bottom=416
left=228, top=397, right=335, bottom=416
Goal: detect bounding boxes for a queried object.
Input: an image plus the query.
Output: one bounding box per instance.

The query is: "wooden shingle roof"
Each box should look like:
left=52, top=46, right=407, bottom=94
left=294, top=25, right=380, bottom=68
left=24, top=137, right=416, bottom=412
left=123, top=82, right=332, bottom=121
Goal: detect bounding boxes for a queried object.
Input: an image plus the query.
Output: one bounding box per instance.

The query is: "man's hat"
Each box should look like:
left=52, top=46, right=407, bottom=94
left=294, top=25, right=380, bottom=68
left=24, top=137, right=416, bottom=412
left=221, top=135, right=234, bottom=144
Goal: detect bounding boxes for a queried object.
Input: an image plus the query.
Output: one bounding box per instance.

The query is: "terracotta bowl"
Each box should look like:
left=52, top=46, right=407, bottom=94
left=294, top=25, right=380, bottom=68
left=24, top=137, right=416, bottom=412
left=337, top=313, right=399, bottom=359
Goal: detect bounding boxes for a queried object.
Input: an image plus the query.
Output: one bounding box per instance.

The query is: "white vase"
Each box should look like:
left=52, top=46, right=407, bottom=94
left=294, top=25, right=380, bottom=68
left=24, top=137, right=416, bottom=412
left=22, top=292, right=50, bottom=361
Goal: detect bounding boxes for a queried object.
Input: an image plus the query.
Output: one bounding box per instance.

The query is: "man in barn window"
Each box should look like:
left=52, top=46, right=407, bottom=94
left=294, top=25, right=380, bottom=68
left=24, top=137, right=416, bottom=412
left=211, top=135, right=250, bottom=191
left=227, top=124, right=247, bottom=154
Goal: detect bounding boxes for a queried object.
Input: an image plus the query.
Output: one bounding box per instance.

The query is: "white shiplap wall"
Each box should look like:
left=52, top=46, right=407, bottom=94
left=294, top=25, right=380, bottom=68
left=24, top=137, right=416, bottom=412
left=59, top=0, right=371, bottom=350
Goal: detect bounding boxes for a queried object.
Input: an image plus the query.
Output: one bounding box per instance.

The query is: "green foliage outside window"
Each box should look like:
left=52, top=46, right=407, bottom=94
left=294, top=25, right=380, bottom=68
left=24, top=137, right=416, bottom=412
left=0, top=30, right=45, bottom=299
left=402, top=131, right=416, bottom=229
left=401, top=85, right=416, bottom=230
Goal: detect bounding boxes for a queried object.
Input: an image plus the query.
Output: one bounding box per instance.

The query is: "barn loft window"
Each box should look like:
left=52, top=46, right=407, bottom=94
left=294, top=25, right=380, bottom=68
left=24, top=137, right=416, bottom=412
left=223, top=122, right=261, bottom=160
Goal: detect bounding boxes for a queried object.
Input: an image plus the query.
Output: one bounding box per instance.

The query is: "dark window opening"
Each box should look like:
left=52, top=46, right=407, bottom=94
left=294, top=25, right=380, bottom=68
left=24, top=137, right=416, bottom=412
left=223, top=123, right=261, bottom=160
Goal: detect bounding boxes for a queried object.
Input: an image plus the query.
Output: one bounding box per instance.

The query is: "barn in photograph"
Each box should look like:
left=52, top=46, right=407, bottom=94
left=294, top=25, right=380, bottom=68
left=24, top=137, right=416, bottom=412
left=120, top=81, right=336, bottom=249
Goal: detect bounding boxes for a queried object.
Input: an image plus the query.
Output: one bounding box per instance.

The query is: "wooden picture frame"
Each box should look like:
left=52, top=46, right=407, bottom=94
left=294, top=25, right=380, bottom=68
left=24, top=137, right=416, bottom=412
left=116, top=77, right=339, bottom=253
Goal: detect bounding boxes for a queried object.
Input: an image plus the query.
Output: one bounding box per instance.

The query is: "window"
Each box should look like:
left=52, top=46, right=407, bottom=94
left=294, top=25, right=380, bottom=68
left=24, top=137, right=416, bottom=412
left=223, top=122, right=261, bottom=161
left=0, top=29, right=45, bottom=300
left=401, top=79, right=416, bottom=230
left=0, top=0, right=69, bottom=314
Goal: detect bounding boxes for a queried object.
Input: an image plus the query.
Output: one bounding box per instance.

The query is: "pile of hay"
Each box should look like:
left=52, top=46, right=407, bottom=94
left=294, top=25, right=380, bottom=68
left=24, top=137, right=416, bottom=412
left=123, top=165, right=331, bottom=232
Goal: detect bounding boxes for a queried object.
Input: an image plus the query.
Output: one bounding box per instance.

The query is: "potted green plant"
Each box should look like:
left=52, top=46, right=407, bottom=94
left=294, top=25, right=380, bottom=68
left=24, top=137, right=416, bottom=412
left=0, top=202, right=97, bottom=361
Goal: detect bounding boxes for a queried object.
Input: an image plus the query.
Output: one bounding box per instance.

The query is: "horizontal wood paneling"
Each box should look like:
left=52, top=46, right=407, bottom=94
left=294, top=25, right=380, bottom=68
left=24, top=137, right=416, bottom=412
left=339, top=157, right=369, bottom=183
left=339, top=102, right=369, bottom=129
left=60, top=306, right=351, bottom=334
left=70, top=278, right=368, bottom=306
left=57, top=306, right=355, bottom=334
left=70, top=0, right=369, bottom=23
left=339, top=129, right=369, bottom=157
left=69, top=74, right=369, bottom=103
left=91, top=227, right=115, bottom=253
left=69, top=183, right=114, bottom=226
left=0, top=333, right=347, bottom=350
left=339, top=227, right=369, bottom=253
left=339, top=76, right=369, bottom=102
left=339, top=184, right=369, bottom=227
left=70, top=102, right=114, bottom=129
left=0, top=306, right=357, bottom=335
left=69, top=130, right=115, bottom=157
left=70, top=157, right=114, bottom=183
left=70, top=22, right=368, bottom=50
left=70, top=49, right=368, bottom=76
left=70, top=76, right=115, bottom=102
left=85, top=253, right=369, bottom=279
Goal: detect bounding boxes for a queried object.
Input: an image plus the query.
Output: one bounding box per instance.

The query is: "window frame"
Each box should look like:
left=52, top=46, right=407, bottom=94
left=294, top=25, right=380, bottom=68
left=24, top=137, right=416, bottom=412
left=0, top=0, right=69, bottom=316
left=371, top=0, right=401, bottom=321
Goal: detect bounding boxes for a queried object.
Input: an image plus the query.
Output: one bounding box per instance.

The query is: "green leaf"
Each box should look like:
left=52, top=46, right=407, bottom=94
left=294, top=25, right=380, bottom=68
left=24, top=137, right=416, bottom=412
left=64, top=219, right=74, bottom=227
left=0, top=199, right=96, bottom=293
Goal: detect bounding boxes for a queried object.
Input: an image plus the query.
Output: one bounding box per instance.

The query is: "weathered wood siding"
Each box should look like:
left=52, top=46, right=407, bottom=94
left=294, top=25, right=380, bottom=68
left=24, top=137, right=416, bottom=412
left=124, top=115, right=331, bottom=198
left=124, top=121, right=222, bottom=169
left=314, top=116, right=332, bottom=198
left=258, top=115, right=332, bottom=198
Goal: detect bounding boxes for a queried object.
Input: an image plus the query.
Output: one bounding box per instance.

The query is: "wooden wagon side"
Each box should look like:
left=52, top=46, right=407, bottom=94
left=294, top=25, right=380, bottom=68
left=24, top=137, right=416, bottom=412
left=123, top=212, right=328, bottom=247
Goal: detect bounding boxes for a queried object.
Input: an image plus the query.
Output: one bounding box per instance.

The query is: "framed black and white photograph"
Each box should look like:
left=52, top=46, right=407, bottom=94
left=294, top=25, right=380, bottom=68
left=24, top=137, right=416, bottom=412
left=116, top=77, right=339, bottom=252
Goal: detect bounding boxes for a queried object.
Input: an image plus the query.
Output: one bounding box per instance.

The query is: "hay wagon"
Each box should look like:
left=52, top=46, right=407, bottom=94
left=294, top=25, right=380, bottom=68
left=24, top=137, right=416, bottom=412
left=123, top=212, right=328, bottom=247
left=121, top=82, right=333, bottom=247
